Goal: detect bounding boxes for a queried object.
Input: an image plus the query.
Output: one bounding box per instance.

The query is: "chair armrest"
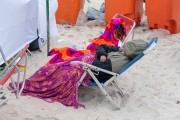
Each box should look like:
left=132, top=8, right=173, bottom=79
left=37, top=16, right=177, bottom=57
left=71, top=61, right=118, bottom=76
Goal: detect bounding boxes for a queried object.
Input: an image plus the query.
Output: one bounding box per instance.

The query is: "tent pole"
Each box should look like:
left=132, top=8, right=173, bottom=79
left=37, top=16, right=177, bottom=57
left=46, top=0, right=50, bottom=56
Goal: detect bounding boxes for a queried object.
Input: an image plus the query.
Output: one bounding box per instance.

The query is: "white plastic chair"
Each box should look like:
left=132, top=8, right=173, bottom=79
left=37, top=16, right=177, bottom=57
left=0, top=45, right=29, bottom=106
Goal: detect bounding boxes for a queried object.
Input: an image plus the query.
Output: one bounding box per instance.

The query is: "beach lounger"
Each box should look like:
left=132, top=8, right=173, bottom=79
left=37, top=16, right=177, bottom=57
left=0, top=45, right=29, bottom=106
left=71, top=37, right=158, bottom=110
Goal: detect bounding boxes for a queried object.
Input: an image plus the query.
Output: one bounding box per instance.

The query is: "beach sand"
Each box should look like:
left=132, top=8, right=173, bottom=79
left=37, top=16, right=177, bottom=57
left=1, top=7, right=180, bottom=120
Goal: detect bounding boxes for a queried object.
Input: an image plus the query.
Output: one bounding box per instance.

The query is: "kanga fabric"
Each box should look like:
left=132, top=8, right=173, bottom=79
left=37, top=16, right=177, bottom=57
left=47, top=17, right=126, bottom=64
left=87, top=17, right=126, bottom=52
left=48, top=47, right=90, bottom=64
left=10, top=52, right=95, bottom=108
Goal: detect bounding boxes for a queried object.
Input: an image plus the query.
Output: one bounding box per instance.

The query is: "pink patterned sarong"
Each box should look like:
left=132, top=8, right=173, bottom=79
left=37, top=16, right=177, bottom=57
left=10, top=52, right=95, bottom=108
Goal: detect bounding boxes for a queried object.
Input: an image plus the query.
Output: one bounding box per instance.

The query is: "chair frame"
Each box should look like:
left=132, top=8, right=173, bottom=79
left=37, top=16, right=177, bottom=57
left=71, top=37, right=158, bottom=110
left=0, top=45, right=29, bottom=106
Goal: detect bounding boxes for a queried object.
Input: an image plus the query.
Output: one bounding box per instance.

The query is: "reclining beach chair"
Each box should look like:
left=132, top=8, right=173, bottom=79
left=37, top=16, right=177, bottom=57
left=0, top=45, right=29, bottom=106
left=71, top=37, right=158, bottom=110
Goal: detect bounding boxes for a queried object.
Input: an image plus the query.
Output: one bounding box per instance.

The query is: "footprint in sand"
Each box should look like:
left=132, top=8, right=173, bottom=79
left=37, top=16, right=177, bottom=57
left=6, top=111, right=18, bottom=117
left=85, top=114, right=110, bottom=120
left=34, top=115, right=45, bottom=120
left=46, top=117, right=59, bottom=120
left=68, top=34, right=75, bottom=38
left=60, top=34, right=65, bottom=36
left=80, top=94, right=96, bottom=102
left=24, top=118, right=33, bottom=120
left=171, top=51, right=177, bottom=58
left=173, top=116, right=180, bottom=120
left=175, top=67, right=180, bottom=74
left=176, top=101, right=180, bottom=104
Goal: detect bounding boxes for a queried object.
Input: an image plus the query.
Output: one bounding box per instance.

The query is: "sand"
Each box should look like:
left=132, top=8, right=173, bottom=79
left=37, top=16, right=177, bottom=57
left=1, top=5, right=180, bottom=120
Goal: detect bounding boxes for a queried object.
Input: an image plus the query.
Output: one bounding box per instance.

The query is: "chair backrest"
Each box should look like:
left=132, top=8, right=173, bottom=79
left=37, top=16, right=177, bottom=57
left=113, top=14, right=136, bottom=47
left=0, top=45, right=29, bottom=85
left=117, top=37, right=158, bottom=74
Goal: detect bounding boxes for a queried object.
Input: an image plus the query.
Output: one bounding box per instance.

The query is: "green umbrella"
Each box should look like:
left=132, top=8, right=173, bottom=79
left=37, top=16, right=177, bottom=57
left=46, top=0, right=50, bottom=56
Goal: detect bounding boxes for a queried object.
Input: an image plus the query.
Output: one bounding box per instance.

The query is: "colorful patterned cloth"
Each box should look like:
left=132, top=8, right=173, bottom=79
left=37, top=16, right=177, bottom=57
left=48, top=17, right=126, bottom=64
left=87, top=17, right=126, bottom=52
left=10, top=52, right=95, bottom=108
left=48, top=47, right=90, bottom=64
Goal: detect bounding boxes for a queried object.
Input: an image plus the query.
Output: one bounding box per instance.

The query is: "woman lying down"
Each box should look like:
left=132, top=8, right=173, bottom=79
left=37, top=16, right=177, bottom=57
left=9, top=39, right=147, bottom=108
left=92, top=39, right=147, bottom=83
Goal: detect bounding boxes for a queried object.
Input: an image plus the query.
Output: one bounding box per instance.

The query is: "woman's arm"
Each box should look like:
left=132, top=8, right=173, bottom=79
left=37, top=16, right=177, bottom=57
left=96, top=44, right=120, bottom=61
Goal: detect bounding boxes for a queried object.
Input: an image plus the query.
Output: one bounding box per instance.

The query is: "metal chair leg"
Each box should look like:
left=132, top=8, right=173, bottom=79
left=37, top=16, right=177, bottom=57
left=0, top=92, right=6, bottom=99
left=112, top=80, right=124, bottom=98
left=0, top=86, right=8, bottom=106
left=87, top=69, right=121, bottom=110
left=27, top=49, right=32, bottom=56
left=0, top=97, right=8, bottom=106
left=18, top=53, right=28, bottom=97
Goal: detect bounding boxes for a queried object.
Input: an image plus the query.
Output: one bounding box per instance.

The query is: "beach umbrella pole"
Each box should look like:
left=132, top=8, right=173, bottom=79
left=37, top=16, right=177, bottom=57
left=46, top=0, right=50, bottom=56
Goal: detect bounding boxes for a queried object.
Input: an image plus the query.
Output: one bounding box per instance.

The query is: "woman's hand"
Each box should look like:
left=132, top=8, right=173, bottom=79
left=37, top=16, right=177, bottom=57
left=100, top=55, right=107, bottom=62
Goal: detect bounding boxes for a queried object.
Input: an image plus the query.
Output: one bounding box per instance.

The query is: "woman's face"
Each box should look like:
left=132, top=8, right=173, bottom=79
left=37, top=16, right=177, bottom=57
left=100, top=55, right=107, bottom=62
left=114, top=24, right=125, bottom=41
left=114, top=30, right=124, bottom=40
